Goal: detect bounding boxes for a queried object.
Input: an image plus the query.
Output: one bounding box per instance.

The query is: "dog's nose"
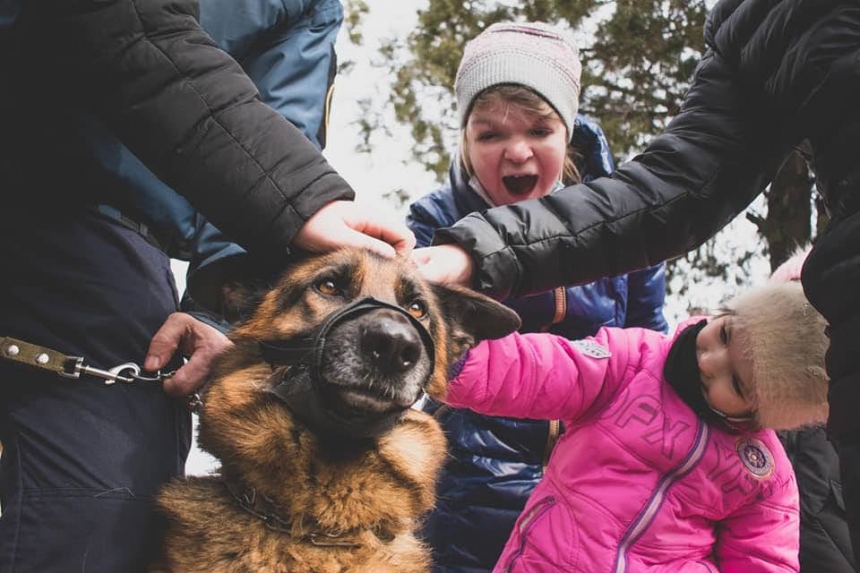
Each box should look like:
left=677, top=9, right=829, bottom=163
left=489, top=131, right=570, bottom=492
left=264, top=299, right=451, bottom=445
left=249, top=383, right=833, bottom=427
left=362, top=312, right=423, bottom=375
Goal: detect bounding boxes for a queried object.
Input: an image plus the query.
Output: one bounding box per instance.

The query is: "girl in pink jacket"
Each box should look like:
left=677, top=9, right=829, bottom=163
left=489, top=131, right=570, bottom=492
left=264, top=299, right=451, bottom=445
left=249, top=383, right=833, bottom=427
left=444, top=280, right=829, bottom=572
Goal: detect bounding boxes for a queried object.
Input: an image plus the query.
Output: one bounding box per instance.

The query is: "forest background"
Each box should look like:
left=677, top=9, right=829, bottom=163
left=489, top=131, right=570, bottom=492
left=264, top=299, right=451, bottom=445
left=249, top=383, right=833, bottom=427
left=182, top=0, right=824, bottom=474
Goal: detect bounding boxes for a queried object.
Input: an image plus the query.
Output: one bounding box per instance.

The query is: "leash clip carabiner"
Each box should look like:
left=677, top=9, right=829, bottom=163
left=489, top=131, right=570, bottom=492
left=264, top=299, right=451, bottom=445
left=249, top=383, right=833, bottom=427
left=63, top=360, right=170, bottom=385
left=62, top=360, right=138, bottom=385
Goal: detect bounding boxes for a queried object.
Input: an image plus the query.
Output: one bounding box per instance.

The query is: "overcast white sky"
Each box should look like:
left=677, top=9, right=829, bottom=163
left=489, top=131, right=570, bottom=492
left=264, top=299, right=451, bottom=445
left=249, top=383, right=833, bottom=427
left=324, top=0, right=438, bottom=212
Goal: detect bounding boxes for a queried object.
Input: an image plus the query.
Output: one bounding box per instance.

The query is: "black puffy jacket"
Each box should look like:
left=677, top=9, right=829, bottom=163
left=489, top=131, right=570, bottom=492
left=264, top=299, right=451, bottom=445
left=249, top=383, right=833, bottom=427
left=0, top=0, right=351, bottom=261
left=779, top=426, right=857, bottom=572
left=435, top=0, right=860, bottom=301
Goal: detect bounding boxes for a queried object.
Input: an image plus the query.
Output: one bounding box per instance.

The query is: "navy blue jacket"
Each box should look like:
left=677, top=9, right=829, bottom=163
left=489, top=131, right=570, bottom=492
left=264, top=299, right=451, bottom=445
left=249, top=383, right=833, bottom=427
left=407, top=115, right=668, bottom=573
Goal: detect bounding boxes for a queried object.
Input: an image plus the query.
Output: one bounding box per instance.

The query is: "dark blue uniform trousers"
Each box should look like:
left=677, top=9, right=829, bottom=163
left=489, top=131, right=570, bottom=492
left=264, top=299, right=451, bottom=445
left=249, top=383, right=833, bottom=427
left=0, top=211, right=191, bottom=572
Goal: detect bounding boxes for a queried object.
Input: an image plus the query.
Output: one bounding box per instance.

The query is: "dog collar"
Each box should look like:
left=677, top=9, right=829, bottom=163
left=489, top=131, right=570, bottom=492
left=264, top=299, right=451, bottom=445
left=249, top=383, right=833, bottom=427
left=224, top=477, right=393, bottom=547
left=259, top=297, right=436, bottom=441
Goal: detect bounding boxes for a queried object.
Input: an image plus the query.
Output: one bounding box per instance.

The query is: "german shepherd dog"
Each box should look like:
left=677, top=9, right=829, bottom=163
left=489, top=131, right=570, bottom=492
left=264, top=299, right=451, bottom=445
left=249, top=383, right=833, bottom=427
left=150, top=248, right=520, bottom=572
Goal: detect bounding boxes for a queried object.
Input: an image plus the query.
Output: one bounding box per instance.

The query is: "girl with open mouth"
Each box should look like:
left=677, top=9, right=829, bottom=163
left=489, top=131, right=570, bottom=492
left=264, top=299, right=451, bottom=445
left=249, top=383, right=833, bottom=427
left=406, top=21, right=669, bottom=573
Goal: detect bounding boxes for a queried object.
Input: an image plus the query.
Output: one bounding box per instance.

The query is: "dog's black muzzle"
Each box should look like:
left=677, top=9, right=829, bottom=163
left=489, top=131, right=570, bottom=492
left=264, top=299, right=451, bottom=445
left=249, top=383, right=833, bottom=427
left=258, top=297, right=436, bottom=441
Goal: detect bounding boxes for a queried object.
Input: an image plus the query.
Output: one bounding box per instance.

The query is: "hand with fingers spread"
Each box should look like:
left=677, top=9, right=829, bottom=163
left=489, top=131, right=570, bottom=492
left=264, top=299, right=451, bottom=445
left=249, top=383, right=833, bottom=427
left=293, top=200, right=416, bottom=259
left=144, top=312, right=233, bottom=398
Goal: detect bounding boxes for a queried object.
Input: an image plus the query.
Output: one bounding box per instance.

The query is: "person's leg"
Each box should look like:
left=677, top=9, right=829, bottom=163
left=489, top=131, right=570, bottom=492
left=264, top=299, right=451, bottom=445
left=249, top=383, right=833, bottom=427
left=0, top=367, right=190, bottom=572
left=0, top=211, right=191, bottom=572
left=803, top=209, right=860, bottom=554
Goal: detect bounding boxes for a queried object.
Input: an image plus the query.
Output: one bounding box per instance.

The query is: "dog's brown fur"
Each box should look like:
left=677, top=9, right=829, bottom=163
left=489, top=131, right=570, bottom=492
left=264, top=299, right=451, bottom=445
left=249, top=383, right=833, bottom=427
left=151, top=249, right=520, bottom=573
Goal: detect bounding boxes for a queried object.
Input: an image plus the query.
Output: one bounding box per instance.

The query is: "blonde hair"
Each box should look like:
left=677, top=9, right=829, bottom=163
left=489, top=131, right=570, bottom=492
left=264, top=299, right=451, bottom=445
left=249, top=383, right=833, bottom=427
left=460, top=85, right=581, bottom=185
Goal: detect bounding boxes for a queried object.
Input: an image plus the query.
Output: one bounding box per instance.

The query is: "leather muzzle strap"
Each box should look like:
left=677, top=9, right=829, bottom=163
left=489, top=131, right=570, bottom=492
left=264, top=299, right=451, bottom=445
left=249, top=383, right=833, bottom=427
left=258, top=297, right=435, bottom=441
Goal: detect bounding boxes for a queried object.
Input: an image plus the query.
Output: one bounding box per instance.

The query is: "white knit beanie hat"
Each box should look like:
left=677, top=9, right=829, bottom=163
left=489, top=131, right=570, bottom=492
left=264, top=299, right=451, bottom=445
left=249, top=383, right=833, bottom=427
left=454, top=22, right=582, bottom=135
left=727, top=281, right=829, bottom=431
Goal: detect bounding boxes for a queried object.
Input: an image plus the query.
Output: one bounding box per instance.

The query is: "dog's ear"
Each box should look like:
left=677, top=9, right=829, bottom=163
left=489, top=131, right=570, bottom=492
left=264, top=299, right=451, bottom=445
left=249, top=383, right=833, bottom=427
left=187, top=253, right=284, bottom=324
left=218, top=278, right=273, bottom=324
left=431, top=283, right=521, bottom=344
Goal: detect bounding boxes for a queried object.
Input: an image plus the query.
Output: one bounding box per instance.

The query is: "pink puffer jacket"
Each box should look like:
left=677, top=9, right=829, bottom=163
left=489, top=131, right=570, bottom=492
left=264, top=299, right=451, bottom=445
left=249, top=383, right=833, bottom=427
left=446, top=323, right=800, bottom=573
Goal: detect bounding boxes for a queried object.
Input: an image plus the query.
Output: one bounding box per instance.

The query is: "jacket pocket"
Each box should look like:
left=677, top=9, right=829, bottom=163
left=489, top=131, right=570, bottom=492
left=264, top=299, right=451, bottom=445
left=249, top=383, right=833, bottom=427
left=502, top=496, right=557, bottom=573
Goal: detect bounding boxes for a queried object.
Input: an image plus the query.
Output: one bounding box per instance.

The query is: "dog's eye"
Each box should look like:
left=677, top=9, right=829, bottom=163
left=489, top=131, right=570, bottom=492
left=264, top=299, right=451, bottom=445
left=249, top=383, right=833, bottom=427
left=315, top=279, right=341, bottom=296
left=407, top=299, right=427, bottom=319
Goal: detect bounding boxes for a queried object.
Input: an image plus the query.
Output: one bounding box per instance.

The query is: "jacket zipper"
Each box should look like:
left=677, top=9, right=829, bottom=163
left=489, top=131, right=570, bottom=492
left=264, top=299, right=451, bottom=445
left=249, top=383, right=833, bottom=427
left=502, top=496, right=557, bottom=573
left=612, top=422, right=710, bottom=573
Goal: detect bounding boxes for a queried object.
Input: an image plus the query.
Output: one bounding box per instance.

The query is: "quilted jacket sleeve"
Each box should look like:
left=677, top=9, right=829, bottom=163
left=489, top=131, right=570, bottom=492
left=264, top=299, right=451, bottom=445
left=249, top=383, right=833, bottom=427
left=24, top=0, right=352, bottom=257
left=433, top=8, right=796, bottom=300
left=445, top=327, right=633, bottom=423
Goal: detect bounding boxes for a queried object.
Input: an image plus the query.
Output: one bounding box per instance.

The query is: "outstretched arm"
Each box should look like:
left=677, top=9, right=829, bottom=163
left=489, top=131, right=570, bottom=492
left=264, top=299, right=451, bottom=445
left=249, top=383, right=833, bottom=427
left=443, top=328, right=634, bottom=423
left=427, top=49, right=789, bottom=299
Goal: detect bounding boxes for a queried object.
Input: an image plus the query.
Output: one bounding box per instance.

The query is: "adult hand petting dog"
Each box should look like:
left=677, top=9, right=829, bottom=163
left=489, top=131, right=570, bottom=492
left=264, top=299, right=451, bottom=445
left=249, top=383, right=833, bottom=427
left=293, top=200, right=416, bottom=258
left=144, top=313, right=233, bottom=397
left=412, top=244, right=475, bottom=287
